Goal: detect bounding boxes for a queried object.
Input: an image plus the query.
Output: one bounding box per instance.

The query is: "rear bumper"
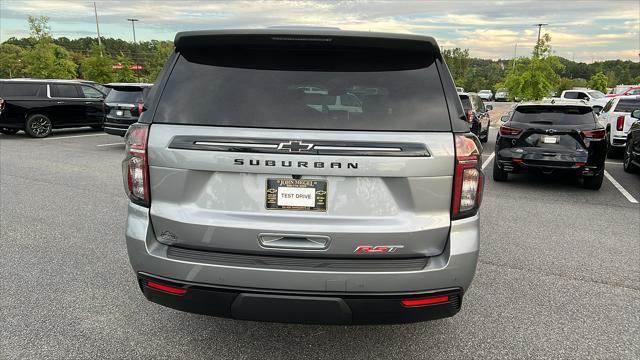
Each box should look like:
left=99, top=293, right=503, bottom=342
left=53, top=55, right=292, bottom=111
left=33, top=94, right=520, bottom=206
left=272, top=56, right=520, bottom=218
left=496, top=144, right=605, bottom=175
left=103, top=122, right=130, bottom=136
left=138, top=273, right=462, bottom=324
left=125, top=203, right=480, bottom=323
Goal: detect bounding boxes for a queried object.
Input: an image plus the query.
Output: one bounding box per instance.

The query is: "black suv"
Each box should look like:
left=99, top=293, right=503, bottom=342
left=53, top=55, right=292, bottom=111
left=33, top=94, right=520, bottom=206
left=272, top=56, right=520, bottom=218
left=0, top=79, right=106, bottom=137
left=103, top=83, right=154, bottom=136
left=493, top=101, right=607, bottom=189
left=459, top=92, right=492, bottom=142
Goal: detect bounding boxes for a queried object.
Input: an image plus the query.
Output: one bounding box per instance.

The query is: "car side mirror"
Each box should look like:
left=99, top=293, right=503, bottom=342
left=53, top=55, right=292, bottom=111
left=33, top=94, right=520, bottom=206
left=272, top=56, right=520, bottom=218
left=632, top=109, right=640, bottom=119
left=500, top=115, right=510, bottom=122
left=593, top=107, right=602, bottom=115
left=485, top=104, right=493, bottom=111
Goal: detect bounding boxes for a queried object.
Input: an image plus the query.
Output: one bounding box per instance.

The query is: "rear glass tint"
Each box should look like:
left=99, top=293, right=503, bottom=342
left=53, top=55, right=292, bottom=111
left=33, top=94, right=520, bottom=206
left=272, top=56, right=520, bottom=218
left=614, top=99, right=640, bottom=113
left=50, top=84, right=80, bottom=98
left=105, top=88, right=143, bottom=103
left=459, top=95, right=472, bottom=110
left=513, top=106, right=595, bottom=125
left=153, top=47, right=451, bottom=131
left=1, top=83, right=44, bottom=97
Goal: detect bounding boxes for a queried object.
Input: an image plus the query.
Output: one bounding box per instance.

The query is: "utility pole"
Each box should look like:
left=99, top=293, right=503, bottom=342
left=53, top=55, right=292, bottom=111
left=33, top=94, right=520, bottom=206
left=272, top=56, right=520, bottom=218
left=94, top=2, right=102, bottom=56
left=512, top=43, right=517, bottom=68
left=127, top=18, right=140, bottom=82
left=533, top=23, right=548, bottom=43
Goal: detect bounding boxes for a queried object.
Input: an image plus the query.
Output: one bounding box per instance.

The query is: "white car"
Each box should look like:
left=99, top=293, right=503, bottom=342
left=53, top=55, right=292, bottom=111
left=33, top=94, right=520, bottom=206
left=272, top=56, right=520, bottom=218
left=456, top=87, right=464, bottom=93
left=558, top=89, right=609, bottom=110
left=478, top=89, right=493, bottom=101
left=494, top=90, right=508, bottom=101
left=598, top=95, right=640, bottom=156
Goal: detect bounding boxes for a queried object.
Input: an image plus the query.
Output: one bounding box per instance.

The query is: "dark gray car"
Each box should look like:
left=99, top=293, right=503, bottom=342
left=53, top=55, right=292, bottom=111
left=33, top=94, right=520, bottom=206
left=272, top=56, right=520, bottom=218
left=123, top=29, right=484, bottom=324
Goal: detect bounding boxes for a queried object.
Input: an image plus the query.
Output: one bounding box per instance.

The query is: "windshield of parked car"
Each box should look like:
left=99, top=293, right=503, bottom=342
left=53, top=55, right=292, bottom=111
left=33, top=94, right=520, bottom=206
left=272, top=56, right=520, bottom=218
left=105, top=88, right=144, bottom=103
left=588, top=91, right=605, bottom=98
left=513, top=106, right=595, bottom=125
left=479, top=90, right=491, bottom=93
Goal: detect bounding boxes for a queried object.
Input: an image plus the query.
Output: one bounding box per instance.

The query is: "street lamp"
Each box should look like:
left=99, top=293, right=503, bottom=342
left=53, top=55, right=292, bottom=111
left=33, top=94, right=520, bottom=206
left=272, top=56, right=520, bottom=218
left=127, top=18, right=138, bottom=43
left=127, top=18, right=140, bottom=82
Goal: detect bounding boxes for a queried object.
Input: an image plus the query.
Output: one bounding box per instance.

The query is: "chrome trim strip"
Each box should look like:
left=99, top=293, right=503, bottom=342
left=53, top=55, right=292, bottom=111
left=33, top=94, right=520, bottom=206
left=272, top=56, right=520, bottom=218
left=194, top=141, right=277, bottom=148
left=314, top=146, right=402, bottom=152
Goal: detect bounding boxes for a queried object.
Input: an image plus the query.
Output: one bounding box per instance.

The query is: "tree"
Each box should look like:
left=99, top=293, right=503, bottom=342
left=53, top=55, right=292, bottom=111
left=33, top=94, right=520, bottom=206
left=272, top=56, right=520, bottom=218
left=589, top=72, right=608, bottom=93
left=22, top=15, right=77, bottom=79
left=113, top=54, right=136, bottom=82
left=504, top=34, right=563, bottom=101
left=27, top=15, right=51, bottom=40
left=80, top=44, right=114, bottom=83
left=442, top=48, right=470, bottom=88
left=0, top=43, right=26, bottom=78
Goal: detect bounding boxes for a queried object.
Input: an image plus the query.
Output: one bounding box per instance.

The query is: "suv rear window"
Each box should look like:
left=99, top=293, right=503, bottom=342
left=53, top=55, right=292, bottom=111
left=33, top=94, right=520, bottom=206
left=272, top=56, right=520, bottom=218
left=105, top=88, right=144, bottom=104
left=614, top=99, right=640, bottom=113
left=153, top=47, right=450, bottom=131
left=513, top=106, right=595, bottom=125
left=0, top=83, right=45, bottom=97
left=459, top=95, right=472, bottom=110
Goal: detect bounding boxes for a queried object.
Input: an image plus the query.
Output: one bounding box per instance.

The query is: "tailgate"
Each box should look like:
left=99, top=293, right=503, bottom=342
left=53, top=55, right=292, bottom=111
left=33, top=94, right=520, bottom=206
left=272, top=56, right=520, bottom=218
left=147, top=125, right=454, bottom=258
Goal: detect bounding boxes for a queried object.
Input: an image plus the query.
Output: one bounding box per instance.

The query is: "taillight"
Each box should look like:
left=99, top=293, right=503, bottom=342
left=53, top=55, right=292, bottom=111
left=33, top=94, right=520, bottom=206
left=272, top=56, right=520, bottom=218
left=122, top=123, right=150, bottom=207
left=616, top=116, right=625, bottom=131
left=0, top=97, right=5, bottom=111
left=401, top=295, right=449, bottom=307
left=499, top=125, right=522, bottom=136
left=452, top=134, right=484, bottom=219
left=146, top=281, right=187, bottom=295
left=466, top=110, right=474, bottom=123
left=581, top=129, right=606, bottom=139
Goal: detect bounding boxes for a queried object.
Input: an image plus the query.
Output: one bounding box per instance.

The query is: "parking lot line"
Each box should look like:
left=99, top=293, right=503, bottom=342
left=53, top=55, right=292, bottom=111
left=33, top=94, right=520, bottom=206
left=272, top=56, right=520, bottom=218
left=43, top=133, right=108, bottom=140
left=604, top=170, right=639, bottom=203
left=96, top=142, right=124, bottom=147
left=482, top=152, right=495, bottom=170
left=605, top=161, right=622, bottom=165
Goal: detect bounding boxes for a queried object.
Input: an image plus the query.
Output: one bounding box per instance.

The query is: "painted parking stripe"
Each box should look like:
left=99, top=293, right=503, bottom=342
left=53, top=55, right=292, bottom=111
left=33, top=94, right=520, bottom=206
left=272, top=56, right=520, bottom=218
left=605, top=161, right=623, bottom=165
left=482, top=152, right=495, bottom=170
left=604, top=170, right=638, bottom=204
left=43, top=133, right=108, bottom=140
left=96, top=142, right=124, bottom=147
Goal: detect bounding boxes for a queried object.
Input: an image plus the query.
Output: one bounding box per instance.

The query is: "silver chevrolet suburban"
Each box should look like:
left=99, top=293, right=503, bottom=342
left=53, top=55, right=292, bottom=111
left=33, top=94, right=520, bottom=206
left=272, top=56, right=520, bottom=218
left=123, top=29, right=483, bottom=324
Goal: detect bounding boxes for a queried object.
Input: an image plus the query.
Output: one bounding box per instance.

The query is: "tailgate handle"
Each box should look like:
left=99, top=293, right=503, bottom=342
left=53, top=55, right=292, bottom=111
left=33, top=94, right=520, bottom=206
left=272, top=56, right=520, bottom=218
left=258, top=233, right=330, bottom=251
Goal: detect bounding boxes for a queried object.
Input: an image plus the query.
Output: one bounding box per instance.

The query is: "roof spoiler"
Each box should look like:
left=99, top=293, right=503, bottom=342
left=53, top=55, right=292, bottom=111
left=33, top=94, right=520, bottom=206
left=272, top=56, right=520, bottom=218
left=174, top=29, right=440, bottom=55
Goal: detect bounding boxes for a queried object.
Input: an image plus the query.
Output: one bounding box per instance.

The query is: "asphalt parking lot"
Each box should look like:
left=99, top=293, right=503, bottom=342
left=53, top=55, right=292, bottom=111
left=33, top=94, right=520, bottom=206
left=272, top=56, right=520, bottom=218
left=1, top=111, right=639, bottom=359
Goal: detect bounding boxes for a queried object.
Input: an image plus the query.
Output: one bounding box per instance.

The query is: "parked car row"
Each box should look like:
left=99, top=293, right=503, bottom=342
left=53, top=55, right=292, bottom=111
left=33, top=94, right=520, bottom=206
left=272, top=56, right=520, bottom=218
left=0, top=79, right=152, bottom=138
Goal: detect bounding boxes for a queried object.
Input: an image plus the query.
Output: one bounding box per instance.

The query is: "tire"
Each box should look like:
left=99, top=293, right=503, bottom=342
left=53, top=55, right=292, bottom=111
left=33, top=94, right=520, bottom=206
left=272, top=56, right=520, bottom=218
left=25, top=114, right=53, bottom=138
left=623, top=141, right=639, bottom=173
left=582, top=170, right=604, bottom=190
left=480, top=127, right=489, bottom=143
left=492, top=158, right=508, bottom=181
left=0, top=127, right=19, bottom=135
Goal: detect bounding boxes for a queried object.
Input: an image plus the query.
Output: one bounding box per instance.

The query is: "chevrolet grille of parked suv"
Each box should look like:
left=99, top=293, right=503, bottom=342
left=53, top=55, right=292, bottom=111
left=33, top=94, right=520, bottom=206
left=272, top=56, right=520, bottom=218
left=103, top=83, right=154, bottom=136
left=123, top=29, right=484, bottom=324
left=0, top=79, right=105, bottom=137
left=494, top=101, right=607, bottom=189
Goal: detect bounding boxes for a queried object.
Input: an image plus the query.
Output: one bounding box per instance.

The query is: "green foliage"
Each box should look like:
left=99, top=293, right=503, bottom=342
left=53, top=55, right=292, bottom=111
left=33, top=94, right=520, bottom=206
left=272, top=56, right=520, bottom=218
left=113, top=54, right=136, bottom=82
left=22, top=17, right=76, bottom=79
left=80, top=44, right=113, bottom=83
left=504, top=34, right=563, bottom=101
left=443, top=48, right=470, bottom=87
left=589, top=72, right=608, bottom=93
left=27, top=15, right=51, bottom=40
left=0, top=43, right=26, bottom=78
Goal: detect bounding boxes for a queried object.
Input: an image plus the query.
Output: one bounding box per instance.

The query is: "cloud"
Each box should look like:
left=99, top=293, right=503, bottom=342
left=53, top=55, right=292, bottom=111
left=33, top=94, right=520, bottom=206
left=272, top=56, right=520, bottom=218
left=1, top=0, right=638, bottom=62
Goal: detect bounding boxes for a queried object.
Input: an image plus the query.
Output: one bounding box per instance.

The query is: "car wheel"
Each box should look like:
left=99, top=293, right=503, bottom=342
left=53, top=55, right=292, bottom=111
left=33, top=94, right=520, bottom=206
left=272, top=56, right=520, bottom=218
left=582, top=170, right=604, bottom=190
left=25, top=114, right=53, bottom=138
left=480, top=127, right=489, bottom=143
left=623, top=141, right=639, bottom=173
left=0, top=127, right=19, bottom=135
left=492, top=158, right=508, bottom=181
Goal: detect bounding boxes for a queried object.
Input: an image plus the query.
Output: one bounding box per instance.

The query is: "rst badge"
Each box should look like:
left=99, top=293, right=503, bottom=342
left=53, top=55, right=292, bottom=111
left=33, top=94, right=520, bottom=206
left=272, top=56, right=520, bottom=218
left=354, top=245, right=404, bottom=253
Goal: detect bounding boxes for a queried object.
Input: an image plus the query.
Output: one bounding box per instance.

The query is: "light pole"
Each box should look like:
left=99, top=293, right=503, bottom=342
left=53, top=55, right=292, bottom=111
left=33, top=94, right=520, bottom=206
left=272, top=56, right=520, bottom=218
left=127, top=18, right=139, bottom=82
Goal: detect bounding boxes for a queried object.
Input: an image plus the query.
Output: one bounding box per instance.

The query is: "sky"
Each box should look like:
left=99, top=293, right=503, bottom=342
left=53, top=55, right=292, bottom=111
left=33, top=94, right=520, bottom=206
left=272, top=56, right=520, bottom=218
left=1, top=0, right=639, bottom=63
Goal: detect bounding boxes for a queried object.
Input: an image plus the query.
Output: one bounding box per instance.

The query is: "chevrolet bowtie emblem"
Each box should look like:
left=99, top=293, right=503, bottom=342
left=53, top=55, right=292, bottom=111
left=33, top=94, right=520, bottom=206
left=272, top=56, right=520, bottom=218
left=277, top=140, right=314, bottom=152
